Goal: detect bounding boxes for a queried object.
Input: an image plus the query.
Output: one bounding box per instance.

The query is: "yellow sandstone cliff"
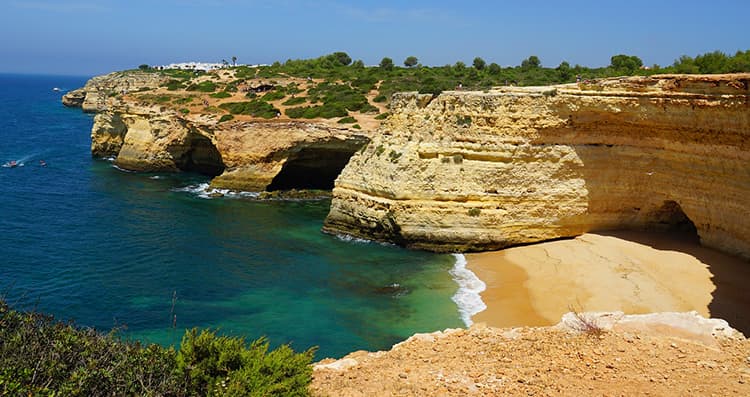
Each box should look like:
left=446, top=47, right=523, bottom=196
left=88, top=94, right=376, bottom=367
left=323, top=74, right=750, bottom=258
left=78, top=71, right=371, bottom=192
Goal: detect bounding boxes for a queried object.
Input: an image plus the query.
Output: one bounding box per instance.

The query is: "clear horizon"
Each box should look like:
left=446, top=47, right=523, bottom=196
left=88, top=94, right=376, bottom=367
left=1, top=0, right=748, bottom=76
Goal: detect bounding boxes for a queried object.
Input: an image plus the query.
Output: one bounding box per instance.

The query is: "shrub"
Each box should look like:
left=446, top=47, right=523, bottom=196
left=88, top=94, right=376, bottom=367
left=0, top=300, right=316, bottom=396
left=456, top=115, right=472, bottom=127
left=177, top=329, right=314, bottom=396
left=210, top=91, right=232, bottom=99
left=173, top=96, right=194, bottom=105
left=338, top=116, right=356, bottom=124
left=373, top=94, right=387, bottom=103
left=163, top=79, right=186, bottom=91
left=155, top=95, right=172, bottom=103
left=187, top=81, right=217, bottom=93
left=285, top=105, right=347, bottom=119
left=374, top=112, right=389, bottom=120
left=282, top=97, right=306, bottom=106
left=468, top=208, right=481, bottom=217
left=219, top=114, right=234, bottom=123
left=219, top=100, right=280, bottom=119
left=388, top=150, right=402, bottom=162
left=261, top=90, right=286, bottom=102
left=352, top=124, right=361, bottom=129
left=180, top=108, right=190, bottom=114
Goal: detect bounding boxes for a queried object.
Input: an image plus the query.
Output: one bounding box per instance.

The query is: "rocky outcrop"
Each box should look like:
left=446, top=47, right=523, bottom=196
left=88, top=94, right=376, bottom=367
left=63, top=71, right=169, bottom=112
left=61, top=88, right=86, bottom=107
left=311, top=311, right=749, bottom=396
left=91, top=104, right=369, bottom=190
left=323, top=74, right=750, bottom=258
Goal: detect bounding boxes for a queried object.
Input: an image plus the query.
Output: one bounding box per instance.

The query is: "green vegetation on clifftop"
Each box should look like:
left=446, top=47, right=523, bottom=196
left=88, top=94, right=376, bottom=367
left=0, top=300, right=315, bottom=396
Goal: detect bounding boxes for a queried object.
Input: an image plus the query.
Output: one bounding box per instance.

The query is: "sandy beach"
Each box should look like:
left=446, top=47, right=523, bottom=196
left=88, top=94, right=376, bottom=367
left=467, top=231, right=750, bottom=334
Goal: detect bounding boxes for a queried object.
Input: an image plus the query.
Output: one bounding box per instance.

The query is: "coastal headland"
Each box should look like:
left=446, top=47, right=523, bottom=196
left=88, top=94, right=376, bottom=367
left=64, top=67, right=750, bottom=395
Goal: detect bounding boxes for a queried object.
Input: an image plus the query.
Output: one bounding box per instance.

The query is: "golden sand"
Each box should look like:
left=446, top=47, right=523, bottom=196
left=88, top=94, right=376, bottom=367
left=468, top=231, right=750, bottom=333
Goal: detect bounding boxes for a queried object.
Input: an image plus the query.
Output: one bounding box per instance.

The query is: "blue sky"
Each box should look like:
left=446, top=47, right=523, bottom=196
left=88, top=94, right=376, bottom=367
left=1, top=0, right=748, bottom=76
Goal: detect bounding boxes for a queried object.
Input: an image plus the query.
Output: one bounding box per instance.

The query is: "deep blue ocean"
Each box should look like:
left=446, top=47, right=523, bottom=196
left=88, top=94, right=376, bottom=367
left=0, top=73, right=465, bottom=359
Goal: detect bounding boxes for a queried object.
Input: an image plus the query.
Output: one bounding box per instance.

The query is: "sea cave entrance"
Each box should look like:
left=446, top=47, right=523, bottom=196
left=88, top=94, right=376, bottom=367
left=649, top=200, right=699, bottom=242
left=267, top=147, right=358, bottom=191
left=176, top=134, right=225, bottom=177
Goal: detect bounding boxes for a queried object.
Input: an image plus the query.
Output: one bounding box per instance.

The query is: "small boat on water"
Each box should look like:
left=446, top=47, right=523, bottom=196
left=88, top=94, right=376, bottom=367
left=3, top=160, right=18, bottom=168
left=39, top=160, right=47, bottom=167
left=52, top=87, right=61, bottom=92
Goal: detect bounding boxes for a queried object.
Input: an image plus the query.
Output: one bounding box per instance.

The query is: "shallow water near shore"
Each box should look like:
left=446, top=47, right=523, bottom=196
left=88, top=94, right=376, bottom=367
left=0, top=74, right=463, bottom=358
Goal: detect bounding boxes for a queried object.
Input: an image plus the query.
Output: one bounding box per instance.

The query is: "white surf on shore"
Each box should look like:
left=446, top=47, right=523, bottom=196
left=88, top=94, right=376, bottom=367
left=172, top=182, right=260, bottom=199
left=449, top=253, right=487, bottom=326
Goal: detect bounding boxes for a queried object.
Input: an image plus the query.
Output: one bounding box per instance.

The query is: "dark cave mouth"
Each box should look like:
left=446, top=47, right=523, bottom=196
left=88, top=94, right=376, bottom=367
left=649, top=200, right=699, bottom=241
left=267, top=147, right=358, bottom=191
left=176, top=134, right=225, bottom=177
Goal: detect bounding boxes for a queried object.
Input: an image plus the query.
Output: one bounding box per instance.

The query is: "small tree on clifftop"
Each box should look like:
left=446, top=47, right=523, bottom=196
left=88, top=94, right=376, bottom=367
left=380, top=57, right=394, bottom=71
left=404, top=56, right=419, bottom=68
left=473, top=57, right=486, bottom=70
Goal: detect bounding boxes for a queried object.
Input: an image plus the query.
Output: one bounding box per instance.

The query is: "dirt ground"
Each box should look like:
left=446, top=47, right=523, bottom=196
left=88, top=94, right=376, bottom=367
left=311, top=322, right=750, bottom=396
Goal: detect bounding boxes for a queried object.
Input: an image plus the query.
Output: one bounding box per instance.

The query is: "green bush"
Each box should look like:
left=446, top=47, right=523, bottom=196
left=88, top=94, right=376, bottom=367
left=373, top=94, right=387, bottom=103
left=174, top=96, right=194, bottom=105
left=219, top=100, right=280, bottom=119
left=210, top=91, right=232, bottom=99
left=180, top=108, right=190, bottom=114
left=374, top=112, right=389, bottom=120
left=352, top=124, right=361, bottom=129
left=163, top=79, right=186, bottom=91
left=219, top=114, right=234, bottom=123
left=285, top=105, right=347, bottom=119
left=178, top=329, right=314, bottom=396
left=456, top=115, right=472, bottom=127
left=282, top=97, right=306, bottom=106
left=261, top=90, right=286, bottom=102
left=187, top=81, right=217, bottom=93
left=0, top=300, right=316, bottom=396
left=468, top=208, right=481, bottom=217
left=338, top=116, right=357, bottom=124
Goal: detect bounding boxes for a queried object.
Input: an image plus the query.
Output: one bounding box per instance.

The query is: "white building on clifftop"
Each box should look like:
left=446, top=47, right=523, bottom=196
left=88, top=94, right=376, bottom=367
left=155, top=62, right=232, bottom=71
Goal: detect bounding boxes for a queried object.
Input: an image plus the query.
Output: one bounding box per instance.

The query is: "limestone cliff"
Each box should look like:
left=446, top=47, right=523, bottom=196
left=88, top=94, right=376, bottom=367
left=63, top=71, right=169, bottom=112
left=90, top=104, right=369, bottom=191
left=323, top=74, right=750, bottom=258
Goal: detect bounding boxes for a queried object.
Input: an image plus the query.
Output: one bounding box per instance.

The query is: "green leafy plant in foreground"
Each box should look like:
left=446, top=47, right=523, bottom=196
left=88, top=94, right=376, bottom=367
left=0, top=299, right=316, bottom=396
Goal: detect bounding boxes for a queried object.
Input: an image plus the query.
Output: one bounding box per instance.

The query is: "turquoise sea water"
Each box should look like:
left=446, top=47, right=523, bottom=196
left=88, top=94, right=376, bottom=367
left=0, top=73, right=464, bottom=359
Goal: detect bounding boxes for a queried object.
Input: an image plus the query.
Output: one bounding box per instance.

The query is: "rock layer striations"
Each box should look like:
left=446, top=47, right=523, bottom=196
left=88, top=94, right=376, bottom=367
left=73, top=72, right=370, bottom=191
left=323, top=74, right=750, bottom=257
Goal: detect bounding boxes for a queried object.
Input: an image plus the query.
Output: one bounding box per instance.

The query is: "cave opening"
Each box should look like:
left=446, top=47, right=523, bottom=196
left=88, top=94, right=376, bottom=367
left=649, top=200, right=699, bottom=242
left=267, top=147, right=357, bottom=191
left=178, top=134, right=225, bottom=177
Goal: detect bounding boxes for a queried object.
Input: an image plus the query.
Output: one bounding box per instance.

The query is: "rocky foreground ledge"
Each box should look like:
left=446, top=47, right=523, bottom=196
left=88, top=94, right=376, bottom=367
left=312, top=312, right=750, bottom=396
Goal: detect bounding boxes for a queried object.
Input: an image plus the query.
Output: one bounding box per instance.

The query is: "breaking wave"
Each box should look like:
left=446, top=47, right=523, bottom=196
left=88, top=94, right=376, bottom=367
left=449, top=253, right=487, bottom=326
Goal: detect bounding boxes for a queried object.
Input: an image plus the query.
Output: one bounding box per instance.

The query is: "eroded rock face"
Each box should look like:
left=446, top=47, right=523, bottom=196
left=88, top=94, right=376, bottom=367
left=323, top=74, right=750, bottom=258
left=91, top=104, right=369, bottom=190
left=63, top=71, right=169, bottom=112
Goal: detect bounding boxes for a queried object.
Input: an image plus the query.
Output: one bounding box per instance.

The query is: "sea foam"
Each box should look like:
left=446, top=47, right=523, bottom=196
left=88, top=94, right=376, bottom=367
left=449, top=253, right=487, bottom=327
left=172, top=183, right=260, bottom=199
